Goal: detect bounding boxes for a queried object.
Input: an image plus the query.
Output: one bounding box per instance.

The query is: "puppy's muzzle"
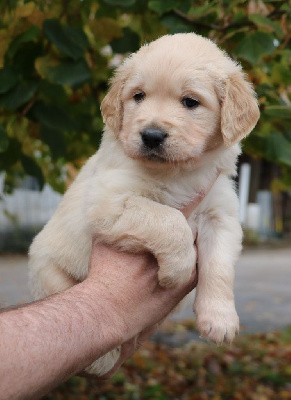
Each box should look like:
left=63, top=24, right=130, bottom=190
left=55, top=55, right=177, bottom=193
left=140, top=127, right=168, bottom=150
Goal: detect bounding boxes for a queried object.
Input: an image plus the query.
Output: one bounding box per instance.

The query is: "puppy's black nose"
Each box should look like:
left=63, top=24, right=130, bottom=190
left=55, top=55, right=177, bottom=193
left=140, top=128, right=167, bottom=149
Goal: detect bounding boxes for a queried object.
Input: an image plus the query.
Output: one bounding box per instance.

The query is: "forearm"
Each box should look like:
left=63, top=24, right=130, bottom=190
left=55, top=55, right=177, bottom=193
left=0, top=282, right=123, bottom=400
left=0, top=244, right=196, bottom=399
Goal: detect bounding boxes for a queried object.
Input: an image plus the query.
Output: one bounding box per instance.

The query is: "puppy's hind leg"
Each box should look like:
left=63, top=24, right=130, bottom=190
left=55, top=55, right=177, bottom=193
left=86, top=348, right=121, bottom=376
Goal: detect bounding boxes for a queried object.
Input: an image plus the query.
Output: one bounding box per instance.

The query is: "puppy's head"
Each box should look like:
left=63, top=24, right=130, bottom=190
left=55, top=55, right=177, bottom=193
left=101, top=33, right=260, bottom=166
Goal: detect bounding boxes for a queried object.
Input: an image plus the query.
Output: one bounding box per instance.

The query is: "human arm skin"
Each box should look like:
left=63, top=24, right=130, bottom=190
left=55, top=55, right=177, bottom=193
left=0, top=244, right=196, bottom=400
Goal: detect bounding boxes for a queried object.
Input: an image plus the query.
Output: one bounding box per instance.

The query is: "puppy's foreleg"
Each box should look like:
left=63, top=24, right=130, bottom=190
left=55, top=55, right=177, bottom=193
left=116, top=196, right=196, bottom=287
left=90, top=195, right=196, bottom=288
left=194, top=212, right=242, bottom=343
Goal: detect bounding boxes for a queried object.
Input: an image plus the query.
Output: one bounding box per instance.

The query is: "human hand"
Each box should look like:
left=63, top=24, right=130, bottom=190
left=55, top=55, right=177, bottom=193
left=86, top=241, right=197, bottom=378
left=84, top=201, right=198, bottom=378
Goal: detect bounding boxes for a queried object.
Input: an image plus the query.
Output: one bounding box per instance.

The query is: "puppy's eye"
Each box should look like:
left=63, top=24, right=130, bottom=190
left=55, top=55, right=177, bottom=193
left=182, top=97, right=200, bottom=109
left=133, top=91, right=145, bottom=103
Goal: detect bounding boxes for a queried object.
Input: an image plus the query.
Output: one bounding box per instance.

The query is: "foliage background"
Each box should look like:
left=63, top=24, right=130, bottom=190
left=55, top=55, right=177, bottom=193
left=0, top=0, right=290, bottom=194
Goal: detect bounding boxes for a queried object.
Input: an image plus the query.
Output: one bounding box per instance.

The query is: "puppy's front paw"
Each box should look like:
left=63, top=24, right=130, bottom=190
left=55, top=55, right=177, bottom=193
left=158, top=244, right=196, bottom=288
left=195, top=302, right=239, bottom=344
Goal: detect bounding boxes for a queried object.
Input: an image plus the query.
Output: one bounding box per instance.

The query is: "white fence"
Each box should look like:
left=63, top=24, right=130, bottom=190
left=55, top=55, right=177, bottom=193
left=0, top=185, right=62, bottom=229
left=0, top=176, right=62, bottom=251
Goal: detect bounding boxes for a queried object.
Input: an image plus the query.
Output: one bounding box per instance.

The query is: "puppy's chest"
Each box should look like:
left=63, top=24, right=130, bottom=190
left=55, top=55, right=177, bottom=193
left=148, top=177, right=205, bottom=211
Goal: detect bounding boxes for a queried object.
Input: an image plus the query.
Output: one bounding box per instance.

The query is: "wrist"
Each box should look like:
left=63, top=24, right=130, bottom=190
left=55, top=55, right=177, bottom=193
left=75, top=280, right=127, bottom=353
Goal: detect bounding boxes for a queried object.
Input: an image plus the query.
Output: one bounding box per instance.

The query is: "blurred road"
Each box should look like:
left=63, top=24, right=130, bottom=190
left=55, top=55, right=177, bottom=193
left=236, top=247, right=291, bottom=332
left=0, top=248, right=290, bottom=333
left=0, top=255, right=31, bottom=307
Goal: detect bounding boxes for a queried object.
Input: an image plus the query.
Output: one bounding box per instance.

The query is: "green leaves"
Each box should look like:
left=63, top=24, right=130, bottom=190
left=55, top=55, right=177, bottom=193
left=101, top=0, right=136, bottom=6
left=30, top=101, right=76, bottom=132
left=36, top=57, right=91, bottom=87
left=148, top=0, right=179, bottom=15
left=245, top=104, right=291, bottom=168
left=0, top=124, right=9, bottom=153
left=248, top=14, right=283, bottom=37
left=0, top=67, right=18, bottom=94
left=37, top=20, right=91, bottom=90
left=48, top=60, right=91, bottom=87
left=271, top=64, right=291, bottom=86
left=6, top=26, right=40, bottom=61
left=21, top=154, right=44, bottom=189
left=149, top=0, right=192, bottom=15
left=0, top=0, right=290, bottom=193
left=40, top=125, right=66, bottom=160
left=264, top=132, right=291, bottom=167
left=264, top=106, right=291, bottom=120
left=0, top=137, right=21, bottom=170
left=110, top=27, right=140, bottom=53
left=0, top=16, right=95, bottom=189
left=44, top=19, right=89, bottom=60
left=235, top=32, right=276, bottom=64
left=30, top=101, right=73, bottom=159
left=161, top=14, right=192, bottom=34
left=0, top=80, right=38, bottom=110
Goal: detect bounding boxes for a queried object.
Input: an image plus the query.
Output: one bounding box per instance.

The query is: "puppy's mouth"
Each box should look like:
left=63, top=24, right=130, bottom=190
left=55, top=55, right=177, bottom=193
left=141, top=148, right=167, bottom=163
left=129, top=145, right=198, bottom=167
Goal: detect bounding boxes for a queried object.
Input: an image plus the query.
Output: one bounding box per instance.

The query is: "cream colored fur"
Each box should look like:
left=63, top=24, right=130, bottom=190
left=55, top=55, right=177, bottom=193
left=29, top=33, right=260, bottom=375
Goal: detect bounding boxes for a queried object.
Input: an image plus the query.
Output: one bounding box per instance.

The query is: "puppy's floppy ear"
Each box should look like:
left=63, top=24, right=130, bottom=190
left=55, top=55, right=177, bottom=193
left=100, top=62, right=130, bottom=135
left=221, top=72, right=260, bottom=146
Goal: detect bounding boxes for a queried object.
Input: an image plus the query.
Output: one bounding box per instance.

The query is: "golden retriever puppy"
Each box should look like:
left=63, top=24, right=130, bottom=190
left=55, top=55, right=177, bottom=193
left=29, top=33, right=260, bottom=375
